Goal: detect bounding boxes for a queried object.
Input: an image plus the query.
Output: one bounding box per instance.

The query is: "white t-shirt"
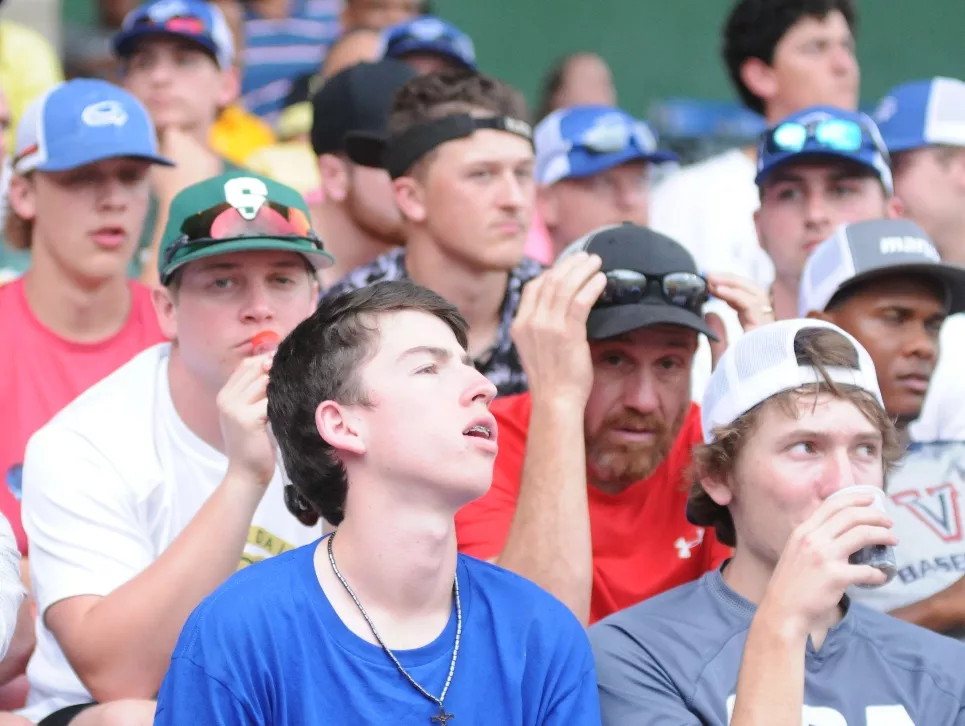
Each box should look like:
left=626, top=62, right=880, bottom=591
left=911, top=313, right=965, bottom=442
left=849, top=441, right=965, bottom=641
left=650, top=148, right=774, bottom=289
left=19, top=343, right=322, bottom=721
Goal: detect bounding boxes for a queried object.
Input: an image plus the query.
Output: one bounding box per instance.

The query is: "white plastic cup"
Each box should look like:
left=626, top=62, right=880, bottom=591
left=827, top=485, right=897, bottom=589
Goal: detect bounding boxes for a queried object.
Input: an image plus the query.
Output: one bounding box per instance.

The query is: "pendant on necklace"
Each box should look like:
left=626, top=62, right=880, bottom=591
left=430, top=705, right=454, bottom=724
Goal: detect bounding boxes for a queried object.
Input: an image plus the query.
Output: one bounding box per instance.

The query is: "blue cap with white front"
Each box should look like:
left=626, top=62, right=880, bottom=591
left=113, top=0, right=234, bottom=69
left=13, top=79, right=173, bottom=175
left=755, top=105, right=892, bottom=193
left=379, top=16, right=476, bottom=70
left=874, top=77, right=965, bottom=154
left=534, top=105, right=677, bottom=186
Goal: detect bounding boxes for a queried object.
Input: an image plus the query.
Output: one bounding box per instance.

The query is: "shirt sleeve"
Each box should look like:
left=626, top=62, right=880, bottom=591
left=155, top=657, right=257, bottom=726
left=590, top=622, right=702, bottom=726
left=21, top=425, right=156, bottom=615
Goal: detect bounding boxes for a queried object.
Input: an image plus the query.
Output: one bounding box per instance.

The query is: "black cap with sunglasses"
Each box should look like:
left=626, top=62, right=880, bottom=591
left=558, top=223, right=718, bottom=341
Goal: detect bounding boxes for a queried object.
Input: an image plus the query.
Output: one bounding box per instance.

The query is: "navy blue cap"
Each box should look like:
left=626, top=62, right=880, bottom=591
left=113, top=0, right=234, bottom=69
left=379, top=16, right=476, bottom=70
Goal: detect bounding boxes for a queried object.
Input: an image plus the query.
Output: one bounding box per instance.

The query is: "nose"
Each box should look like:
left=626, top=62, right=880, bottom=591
left=239, top=280, right=275, bottom=324
left=821, top=445, right=859, bottom=498
left=97, top=175, right=129, bottom=211
left=831, top=43, right=857, bottom=76
left=497, top=170, right=529, bottom=211
left=804, top=189, right=831, bottom=229
left=904, top=323, right=938, bottom=365
left=615, top=180, right=649, bottom=223
left=462, top=366, right=497, bottom=408
left=623, top=370, right=661, bottom=414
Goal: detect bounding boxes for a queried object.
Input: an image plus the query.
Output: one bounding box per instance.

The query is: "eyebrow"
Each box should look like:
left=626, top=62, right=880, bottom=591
left=607, top=334, right=695, bottom=350
left=194, top=260, right=304, bottom=273
left=398, top=345, right=473, bottom=367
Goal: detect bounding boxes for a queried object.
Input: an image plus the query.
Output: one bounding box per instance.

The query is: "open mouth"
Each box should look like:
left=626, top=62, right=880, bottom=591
left=463, top=424, right=493, bottom=440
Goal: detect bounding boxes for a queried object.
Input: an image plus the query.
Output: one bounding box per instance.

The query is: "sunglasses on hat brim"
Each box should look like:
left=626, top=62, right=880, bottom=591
left=596, top=269, right=709, bottom=310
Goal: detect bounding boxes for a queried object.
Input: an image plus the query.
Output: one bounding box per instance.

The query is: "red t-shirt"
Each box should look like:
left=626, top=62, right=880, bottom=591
left=0, top=278, right=165, bottom=554
left=455, top=392, right=732, bottom=624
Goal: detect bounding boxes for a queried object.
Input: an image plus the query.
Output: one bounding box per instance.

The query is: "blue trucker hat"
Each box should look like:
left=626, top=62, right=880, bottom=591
left=534, top=105, right=677, bottom=186
left=874, top=77, right=965, bottom=154
left=13, top=79, right=173, bottom=175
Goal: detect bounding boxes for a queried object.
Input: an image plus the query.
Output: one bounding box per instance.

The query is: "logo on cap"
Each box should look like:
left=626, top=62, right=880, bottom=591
left=148, top=0, right=192, bottom=22
left=407, top=18, right=447, bottom=39
left=879, top=235, right=940, bottom=260
left=875, top=96, right=898, bottom=124
left=224, top=177, right=268, bottom=220
left=81, top=101, right=129, bottom=128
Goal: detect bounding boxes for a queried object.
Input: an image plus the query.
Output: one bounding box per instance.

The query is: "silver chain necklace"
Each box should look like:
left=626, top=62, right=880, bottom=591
left=327, top=532, right=461, bottom=724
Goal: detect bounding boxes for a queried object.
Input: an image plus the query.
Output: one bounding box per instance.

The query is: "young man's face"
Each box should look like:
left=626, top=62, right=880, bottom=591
left=156, top=250, right=318, bottom=390
left=765, top=10, right=859, bottom=118
left=346, top=309, right=498, bottom=505
left=821, top=276, right=946, bottom=425
left=343, top=160, right=406, bottom=245
left=721, top=391, right=885, bottom=568
left=892, top=147, right=965, bottom=253
left=122, top=36, right=234, bottom=134
left=584, top=325, right=697, bottom=489
left=553, top=53, right=617, bottom=110
left=18, top=158, right=152, bottom=282
left=538, top=161, right=649, bottom=259
left=755, top=160, right=892, bottom=283
left=402, top=129, right=535, bottom=272
left=341, top=0, right=421, bottom=29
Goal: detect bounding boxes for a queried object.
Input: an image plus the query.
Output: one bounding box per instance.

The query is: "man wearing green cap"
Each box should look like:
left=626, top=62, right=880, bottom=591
left=12, top=171, right=329, bottom=725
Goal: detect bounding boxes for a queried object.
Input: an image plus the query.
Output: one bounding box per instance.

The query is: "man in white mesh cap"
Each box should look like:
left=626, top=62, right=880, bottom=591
left=590, top=318, right=965, bottom=725
left=799, top=217, right=965, bottom=641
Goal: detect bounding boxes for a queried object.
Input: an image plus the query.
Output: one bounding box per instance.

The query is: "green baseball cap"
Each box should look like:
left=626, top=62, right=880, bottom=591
left=158, top=171, right=334, bottom=285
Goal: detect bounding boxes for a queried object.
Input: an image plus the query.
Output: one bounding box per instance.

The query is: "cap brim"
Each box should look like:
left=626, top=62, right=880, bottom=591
left=548, top=146, right=678, bottom=185
left=586, top=302, right=719, bottom=341
left=114, top=28, right=221, bottom=64
left=161, top=237, right=335, bottom=284
left=388, top=40, right=477, bottom=70
left=36, top=146, right=174, bottom=172
left=755, top=150, right=880, bottom=186
left=344, top=131, right=387, bottom=168
left=835, top=263, right=965, bottom=315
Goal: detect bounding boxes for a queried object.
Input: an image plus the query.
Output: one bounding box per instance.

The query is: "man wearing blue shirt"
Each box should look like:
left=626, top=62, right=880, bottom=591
left=154, top=280, right=600, bottom=725
left=591, top=318, right=965, bottom=725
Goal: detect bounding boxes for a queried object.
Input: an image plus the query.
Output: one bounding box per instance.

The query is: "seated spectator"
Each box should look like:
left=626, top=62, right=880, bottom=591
left=322, top=69, right=541, bottom=398
left=321, top=26, right=384, bottom=77
left=754, top=106, right=899, bottom=320
left=339, top=0, right=423, bottom=31
left=535, top=52, right=616, bottom=122
left=873, top=77, right=965, bottom=442
left=153, top=280, right=601, bottom=725
left=309, top=60, right=416, bottom=285
left=532, top=105, right=751, bottom=400
left=591, top=319, right=965, bottom=725
left=800, top=218, right=965, bottom=639
left=651, top=0, right=860, bottom=290
left=113, top=0, right=246, bottom=282
left=15, top=172, right=330, bottom=724
left=456, top=224, right=738, bottom=625
left=1, top=79, right=169, bottom=558
left=241, top=0, right=342, bottom=123
left=379, top=16, right=476, bottom=74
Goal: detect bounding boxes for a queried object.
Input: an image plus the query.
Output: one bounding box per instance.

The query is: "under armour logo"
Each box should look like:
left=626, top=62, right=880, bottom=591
left=81, top=101, right=129, bottom=128
left=674, top=528, right=705, bottom=559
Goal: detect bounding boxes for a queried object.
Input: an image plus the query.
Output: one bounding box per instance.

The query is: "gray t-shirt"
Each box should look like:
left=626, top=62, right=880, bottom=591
left=590, top=568, right=965, bottom=725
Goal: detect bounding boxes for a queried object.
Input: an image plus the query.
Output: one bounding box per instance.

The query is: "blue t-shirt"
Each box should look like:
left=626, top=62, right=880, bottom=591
left=589, top=568, right=965, bottom=726
left=155, top=537, right=601, bottom=725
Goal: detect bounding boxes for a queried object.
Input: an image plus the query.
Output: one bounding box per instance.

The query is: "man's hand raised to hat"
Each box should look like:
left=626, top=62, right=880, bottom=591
left=218, top=353, right=277, bottom=490
left=511, top=252, right=607, bottom=406
left=705, top=272, right=776, bottom=369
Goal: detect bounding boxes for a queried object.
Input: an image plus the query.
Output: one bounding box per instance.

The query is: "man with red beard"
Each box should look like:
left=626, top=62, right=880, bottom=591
left=456, top=223, right=732, bottom=625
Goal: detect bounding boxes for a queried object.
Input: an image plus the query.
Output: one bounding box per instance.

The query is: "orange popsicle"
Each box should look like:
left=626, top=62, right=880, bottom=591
left=250, top=330, right=281, bottom=355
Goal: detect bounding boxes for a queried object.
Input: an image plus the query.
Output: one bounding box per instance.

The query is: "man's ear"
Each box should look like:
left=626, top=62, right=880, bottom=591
left=7, top=174, right=36, bottom=223
left=807, top=309, right=834, bottom=323
left=393, top=175, right=428, bottom=224
left=152, top=285, right=178, bottom=341
left=739, top=57, right=777, bottom=110
left=315, top=400, right=367, bottom=456
left=885, top=194, right=904, bottom=219
left=319, top=154, right=350, bottom=203
left=699, top=471, right=734, bottom=509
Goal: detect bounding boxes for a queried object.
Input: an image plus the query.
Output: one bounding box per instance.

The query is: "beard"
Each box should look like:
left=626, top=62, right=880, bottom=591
left=585, top=405, right=688, bottom=491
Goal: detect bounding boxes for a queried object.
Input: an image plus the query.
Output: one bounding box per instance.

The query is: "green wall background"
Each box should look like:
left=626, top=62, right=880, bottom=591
left=431, top=0, right=965, bottom=118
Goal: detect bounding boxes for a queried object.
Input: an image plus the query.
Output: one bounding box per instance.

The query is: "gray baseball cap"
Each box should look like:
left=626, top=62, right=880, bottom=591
left=798, top=218, right=965, bottom=316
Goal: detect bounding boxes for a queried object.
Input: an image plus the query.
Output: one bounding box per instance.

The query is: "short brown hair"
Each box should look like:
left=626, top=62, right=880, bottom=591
left=687, top=327, right=902, bottom=547
left=267, top=280, right=469, bottom=527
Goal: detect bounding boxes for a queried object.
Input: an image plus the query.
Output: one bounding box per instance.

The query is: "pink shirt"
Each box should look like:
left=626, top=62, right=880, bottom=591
left=0, top=279, right=165, bottom=554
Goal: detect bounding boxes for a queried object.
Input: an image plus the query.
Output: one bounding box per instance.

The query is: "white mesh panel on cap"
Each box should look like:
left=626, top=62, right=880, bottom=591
left=797, top=224, right=858, bottom=316
left=534, top=110, right=571, bottom=185
left=700, top=318, right=883, bottom=443
left=925, top=77, right=965, bottom=147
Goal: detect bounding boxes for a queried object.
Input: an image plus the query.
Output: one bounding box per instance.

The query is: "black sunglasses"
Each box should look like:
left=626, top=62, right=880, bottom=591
left=597, top=269, right=708, bottom=310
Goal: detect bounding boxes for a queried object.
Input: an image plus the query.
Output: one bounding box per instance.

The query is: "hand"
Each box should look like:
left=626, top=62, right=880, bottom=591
left=706, top=272, right=775, bottom=331
left=218, top=354, right=277, bottom=488
left=511, top=252, right=607, bottom=406
left=758, top=490, right=898, bottom=637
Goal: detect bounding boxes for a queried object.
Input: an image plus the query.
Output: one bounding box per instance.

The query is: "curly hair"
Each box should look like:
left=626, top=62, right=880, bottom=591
left=722, top=0, right=858, bottom=115
left=687, top=326, right=903, bottom=547
left=267, top=280, right=469, bottom=527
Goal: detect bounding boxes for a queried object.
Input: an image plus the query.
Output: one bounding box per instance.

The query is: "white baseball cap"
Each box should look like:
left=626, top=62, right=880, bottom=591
left=700, top=319, right=883, bottom=443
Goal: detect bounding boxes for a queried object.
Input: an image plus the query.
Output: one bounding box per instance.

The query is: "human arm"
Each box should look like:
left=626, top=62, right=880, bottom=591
left=492, top=253, right=606, bottom=625
left=888, top=575, right=965, bottom=633
left=23, top=355, right=277, bottom=702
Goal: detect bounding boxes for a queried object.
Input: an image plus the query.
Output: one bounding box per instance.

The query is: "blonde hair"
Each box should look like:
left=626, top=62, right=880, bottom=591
left=687, top=327, right=903, bottom=547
